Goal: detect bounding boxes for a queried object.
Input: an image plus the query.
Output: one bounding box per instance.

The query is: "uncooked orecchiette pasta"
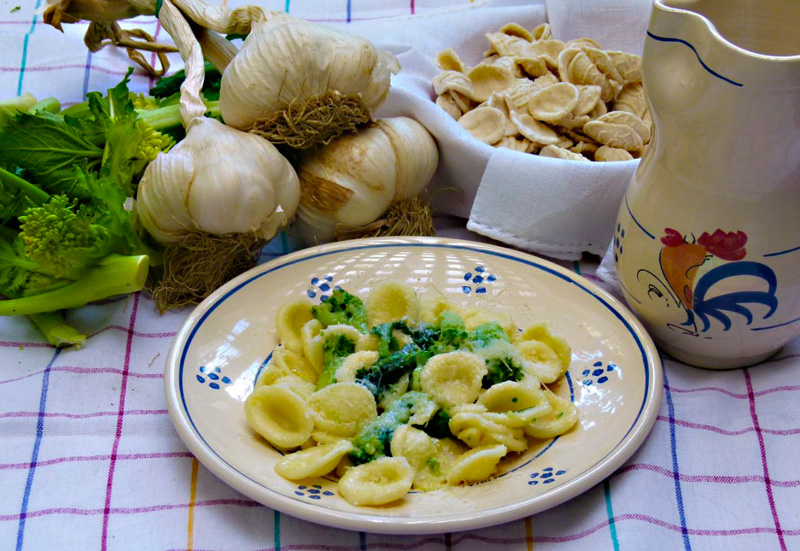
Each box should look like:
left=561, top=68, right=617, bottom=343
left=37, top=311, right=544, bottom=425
left=244, top=280, right=578, bottom=507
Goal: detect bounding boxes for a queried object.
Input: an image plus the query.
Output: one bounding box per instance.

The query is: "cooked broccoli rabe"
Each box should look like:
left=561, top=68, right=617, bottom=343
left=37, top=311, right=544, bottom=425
left=468, top=322, right=510, bottom=348
left=349, top=391, right=432, bottom=465
left=311, top=288, right=369, bottom=333
left=355, top=343, right=423, bottom=399
left=433, top=311, right=468, bottom=353
left=421, top=408, right=452, bottom=439
left=483, top=355, right=523, bottom=388
left=316, top=334, right=357, bottom=389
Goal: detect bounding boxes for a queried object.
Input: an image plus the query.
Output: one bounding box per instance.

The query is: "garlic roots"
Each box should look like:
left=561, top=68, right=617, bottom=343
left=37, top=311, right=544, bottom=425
left=296, top=117, right=439, bottom=244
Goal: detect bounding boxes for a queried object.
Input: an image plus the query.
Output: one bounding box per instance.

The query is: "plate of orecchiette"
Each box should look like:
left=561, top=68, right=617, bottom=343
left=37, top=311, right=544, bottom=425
left=164, top=236, right=662, bottom=534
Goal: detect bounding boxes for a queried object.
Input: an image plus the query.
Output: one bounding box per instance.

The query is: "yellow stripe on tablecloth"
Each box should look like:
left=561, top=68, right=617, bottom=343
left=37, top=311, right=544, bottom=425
left=187, top=458, right=199, bottom=550
left=526, top=517, right=534, bottom=550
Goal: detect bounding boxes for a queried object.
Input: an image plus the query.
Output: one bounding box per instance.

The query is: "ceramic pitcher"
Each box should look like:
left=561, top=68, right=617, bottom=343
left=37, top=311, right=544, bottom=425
left=614, top=0, right=800, bottom=368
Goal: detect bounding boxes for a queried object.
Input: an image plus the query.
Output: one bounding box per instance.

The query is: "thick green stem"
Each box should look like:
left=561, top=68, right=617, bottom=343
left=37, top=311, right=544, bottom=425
left=29, top=97, right=61, bottom=114
left=135, top=100, right=220, bottom=131
left=0, top=254, right=149, bottom=316
left=28, top=312, right=87, bottom=348
left=0, top=167, right=50, bottom=205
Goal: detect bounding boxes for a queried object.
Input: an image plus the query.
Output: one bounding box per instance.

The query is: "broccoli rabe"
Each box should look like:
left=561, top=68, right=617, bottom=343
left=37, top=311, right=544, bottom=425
left=483, top=355, right=523, bottom=388
left=421, top=408, right=452, bottom=439
left=311, top=288, right=369, bottom=332
left=355, top=342, right=423, bottom=399
left=349, top=391, right=432, bottom=465
left=468, top=322, right=510, bottom=348
left=316, top=334, right=357, bottom=389
left=431, top=311, right=467, bottom=354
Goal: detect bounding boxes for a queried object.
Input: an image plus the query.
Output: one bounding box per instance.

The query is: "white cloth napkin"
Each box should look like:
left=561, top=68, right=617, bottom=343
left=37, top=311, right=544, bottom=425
left=374, top=0, right=654, bottom=259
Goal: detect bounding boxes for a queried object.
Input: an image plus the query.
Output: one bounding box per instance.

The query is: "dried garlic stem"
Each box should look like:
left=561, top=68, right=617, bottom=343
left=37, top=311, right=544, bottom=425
left=157, top=0, right=206, bottom=126
left=85, top=21, right=175, bottom=76
left=195, top=27, right=238, bottom=72
left=171, top=0, right=271, bottom=35
left=334, top=197, right=436, bottom=241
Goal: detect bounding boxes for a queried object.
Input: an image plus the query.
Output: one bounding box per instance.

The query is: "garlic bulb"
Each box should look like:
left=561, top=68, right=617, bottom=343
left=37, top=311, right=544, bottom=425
left=219, top=12, right=400, bottom=132
left=296, top=117, right=439, bottom=244
left=136, top=117, right=300, bottom=243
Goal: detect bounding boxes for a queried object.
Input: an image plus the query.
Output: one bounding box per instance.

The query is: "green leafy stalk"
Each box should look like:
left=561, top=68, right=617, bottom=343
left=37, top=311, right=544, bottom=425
left=28, top=311, right=86, bottom=348
left=311, top=288, right=369, bottom=333
left=0, top=254, right=148, bottom=316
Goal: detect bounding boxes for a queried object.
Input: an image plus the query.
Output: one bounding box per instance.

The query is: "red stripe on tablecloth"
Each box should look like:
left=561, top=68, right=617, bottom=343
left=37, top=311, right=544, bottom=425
left=0, top=452, right=193, bottom=470
left=100, top=293, right=139, bottom=550
left=0, top=366, right=162, bottom=386
left=616, top=463, right=800, bottom=487
left=744, top=368, right=787, bottom=551
left=0, top=409, right=167, bottom=419
left=656, top=415, right=800, bottom=436
left=668, top=382, right=800, bottom=399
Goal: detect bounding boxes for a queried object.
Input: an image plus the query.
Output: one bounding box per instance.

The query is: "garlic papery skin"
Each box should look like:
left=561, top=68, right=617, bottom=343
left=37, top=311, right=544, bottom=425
left=219, top=12, right=400, bottom=131
left=137, top=117, right=300, bottom=244
left=296, top=117, right=439, bottom=245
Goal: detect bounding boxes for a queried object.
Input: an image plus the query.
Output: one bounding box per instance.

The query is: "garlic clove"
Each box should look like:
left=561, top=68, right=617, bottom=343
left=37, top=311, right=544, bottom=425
left=376, top=117, right=439, bottom=201
left=137, top=150, right=196, bottom=244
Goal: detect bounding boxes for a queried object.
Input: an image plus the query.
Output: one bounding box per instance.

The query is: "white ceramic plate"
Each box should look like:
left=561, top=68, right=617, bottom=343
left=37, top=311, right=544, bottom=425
left=164, top=237, right=662, bottom=534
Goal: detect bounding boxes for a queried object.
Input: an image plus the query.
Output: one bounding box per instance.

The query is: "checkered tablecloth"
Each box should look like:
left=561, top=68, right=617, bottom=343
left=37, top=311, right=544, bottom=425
left=2, top=1, right=799, bottom=550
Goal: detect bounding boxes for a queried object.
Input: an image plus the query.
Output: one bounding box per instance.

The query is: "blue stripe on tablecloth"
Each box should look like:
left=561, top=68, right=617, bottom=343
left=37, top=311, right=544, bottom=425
left=274, top=509, right=281, bottom=550
left=346, top=0, right=352, bottom=22
left=359, top=531, right=367, bottom=551
left=15, top=348, right=61, bottom=551
left=17, top=0, right=44, bottom=95
left=82, top=51, right=93, bottom=96
left=662, top=364, right=692, bottom=551
left=285, top=0, right=291, bottom=12
left=605, top=479, right=621, bottom=551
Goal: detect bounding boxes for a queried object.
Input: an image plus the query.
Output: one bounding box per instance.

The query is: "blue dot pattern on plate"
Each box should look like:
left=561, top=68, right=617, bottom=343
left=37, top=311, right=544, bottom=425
left=307, top=274, right=336, bottom=301
left=462, top=266, right=497, bottom=294
left=581, top=361, right=617, bottom=386
left=295, top=484, right=335, bottom=500
left=196, top=366, right=232, bottom=389
left=614, top=223, right=625, bottom=263
left=528, top=467, right=567, bottom=485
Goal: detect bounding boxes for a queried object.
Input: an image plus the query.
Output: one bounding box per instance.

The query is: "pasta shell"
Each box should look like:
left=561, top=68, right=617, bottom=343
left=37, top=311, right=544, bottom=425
left=309, top=382, right=378, bottom=437
left=421, top=351, right=487, bottom=408
left=334, top=350, right=379, bottom=383
left=510, top=112, right=561, bottom=146
left=432, top=70, right=474, bottom=98
left=390, top=425, right=438, bottom=473
left=338, top=456, right=414, bottom=506
left=275, top=440, right=353, bottom=480
left=481, top=55, right=524, bottom=78
left=574, top=85, right=602, bottom=116
left=447, top=444, right=508, bottom=484
left=607, top=50, right=642, bottom=82
left=565, top=37, right=602, bottom=49
left=478, top=380, right=547, bottom=412
left=485, top=32, right=530, bottom=57
left=523, top=390, right=579, bottom=439
left=596, top=111, right=651, bottom=144
left=459, top=106, right=506, bottom=145
left=516, top=322, right=571, bottom=370
left=273, top=347, right=319, bottom=384
left=517, top=340, right=564, bottom=383
left=245, top=385, right=314, bottom=449
left=436, top=95, right=462, bottom=120
left=301, top=319, right=325, bottom=373
left=552, top=112, right=591, bottom=130
left=503, top=79, right=538, bottom=113
left=530, top=23, right=552, bottom=41
left=436, top=48, right=466, bottom=73
left=539, top=144, right=589, bottom=161
left=613, top=81, right=646, bottom=118
left=583, top=120, right=644, bottom=151
left=366, top=280, right=420, bottom=325
left=418, top=286, right=454, bottom=325
left=500, top=22, right=533, bottom=42
left=595, top=145, right=635, bottom=162
left=527, top=82, right=580, bottom=122
left=467, top=64, right=518, bottom=102
left=570, top=141, right=599, bottom=156
left=515, top=56, right=550, bottom=78
left=275, top=299, right=314, bottom=354
left=524, top=39, right=565, bottom=69
left=496, top=136, right=532, bottom=152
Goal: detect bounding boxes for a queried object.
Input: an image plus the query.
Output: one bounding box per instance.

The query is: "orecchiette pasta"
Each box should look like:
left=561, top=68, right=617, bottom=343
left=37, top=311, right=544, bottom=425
left=245, top=283, right=580, bottom=508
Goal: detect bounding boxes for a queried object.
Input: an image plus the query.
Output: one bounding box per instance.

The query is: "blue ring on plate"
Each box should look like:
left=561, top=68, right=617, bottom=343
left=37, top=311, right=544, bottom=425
left=178, top=243, right=651, bottom=506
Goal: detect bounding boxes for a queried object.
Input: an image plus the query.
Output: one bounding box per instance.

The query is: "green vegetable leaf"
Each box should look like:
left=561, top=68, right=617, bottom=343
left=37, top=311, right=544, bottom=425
left=0, top=111, right=102, bottom=197
left=10, top=6, right=21, bottom=13
left=150, top=62, right=222, bottom=102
